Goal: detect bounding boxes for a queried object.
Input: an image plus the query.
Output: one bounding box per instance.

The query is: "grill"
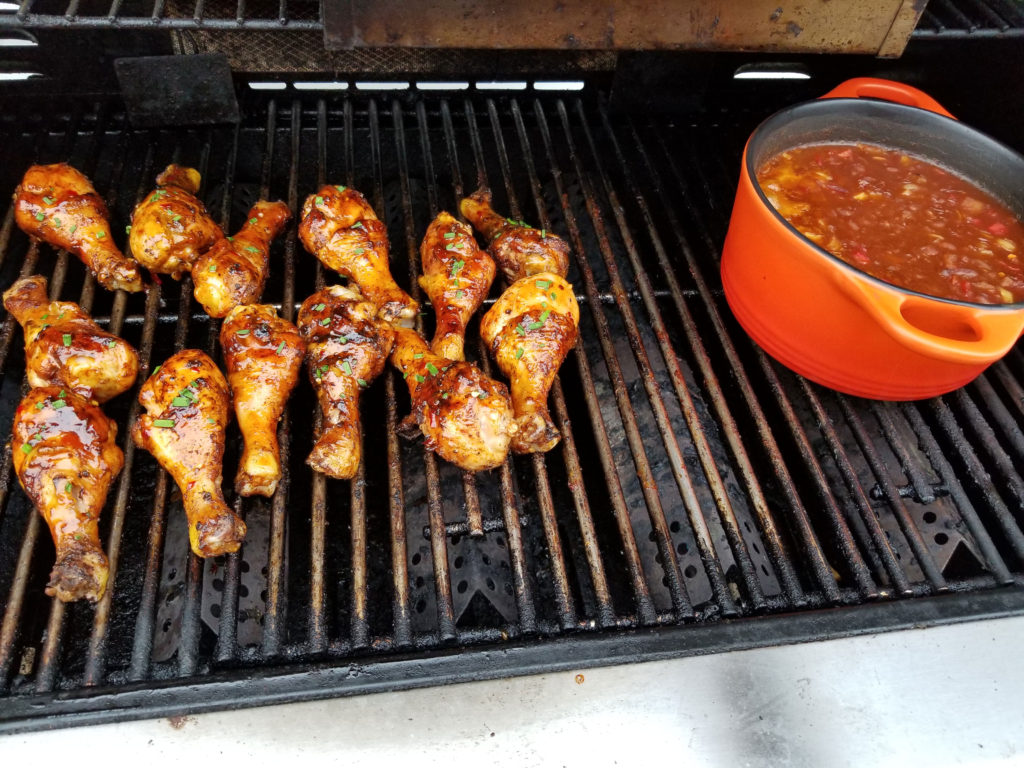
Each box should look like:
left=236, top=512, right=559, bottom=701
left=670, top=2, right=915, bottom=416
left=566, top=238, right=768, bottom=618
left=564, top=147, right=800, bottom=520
left=1, top=0, right=1024, bottom=736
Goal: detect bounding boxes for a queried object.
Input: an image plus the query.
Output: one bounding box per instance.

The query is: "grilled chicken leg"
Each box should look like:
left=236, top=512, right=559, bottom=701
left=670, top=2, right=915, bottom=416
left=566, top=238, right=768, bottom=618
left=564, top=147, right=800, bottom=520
left=297, top=285, right=394, bottom=479
left=132, top=349, right=244, bottom=557
left=13, top=388, right=123, bottom=602
left=221, top=304, right=305, bottom=496
left=299, top=185, right=418, bottom=321
left=193, top=201, right=292, bottom=318
left=459, top=186, right=570, bottom=282
left=418, top=211, right=495, bottom=361
left=390, top=326, right=514, bottom=471
left=128, top=165, right=222, bottom=279
left=3, top=275, right=139, bottom=403
left=480, top=273, right=579, bottom=453
left=14, top=163, right=144, bottom=292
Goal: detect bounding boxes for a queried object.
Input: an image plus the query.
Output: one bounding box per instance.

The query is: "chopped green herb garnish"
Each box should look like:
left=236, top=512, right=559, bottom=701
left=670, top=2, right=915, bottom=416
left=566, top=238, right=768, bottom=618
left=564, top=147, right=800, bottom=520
left=528, top=320, right=543, bottom=330
left=357, top=378, right=368, bottom=387
left=441, top=392, right=449, bottom=399
left=152, top=365, right=161, bottom=376
left=20, top=443, right=33, bottom=455
left=153, top=418, right=175, bottom=428
left=426, top=362, right=439, bottom=376
left=206, top=417, right=215, bottom=425
left=59, top=390, right=66, bottom=398
left=516, top=325, right=526, bottom=337
left=276, top=341, right=286, bottom=354
left=515, top=347, right=524, bottom=359
left=106, top=339, right=117, bottom=348
left=249, top=217, right=258, bottom=225
left=62, top=333, right=72, bottom=347
left=34, top=401, right=44, bottom=411
left=338, top=336, right=348, bottom=343
left=42, top=196, right=54, bottom=205
left=34, top=212, right=44, bottom=222
left=403, top=372, right=409, bottom=379
left=126, top=225, right=132, bottom=233
left=536, top=279, right=552, bottom=289
left=59, top=312, right=65, bottom=320
left=450, top=259, right=465, bottom=276
left=353, top=248, right=365, bottom=255
left=97, top=231, right=105, bottom=239
left=443, top=232, right=456, bottom=240
left=455, top=290, right=464, bottom=299
left=415, top=374, right=425, bottom=383
left=312, top=303, right=326, bottom=311
left=540, top=229, right=547, bottom=239
left=476, top=391, right=487, bottom=399
left=550, top=292, right=557, bottom=300
left=320, top=318, right=331, bottom=326
left=341, top=360, right=352, bottom=376
left=413, top=352, right=424, bottom=359
left=150, top=190, right=166, bottom=202
left=172, top=215, right=181, bottom=223
left=335, top=185, right=346, bottom=192
left=352, top=221, right=364, bottom=229
left=54, top=218, right=61, bottom=227
left=227, top=236, right=234, bottom=241
left=41, top=313, right=49, bottom=321
left=65, top=482, right=73, bottom=494
left=245, top=246, right=260, bottom=253
left=208, top=264, right=217, bottom=273
left=171, top=396, right=190, bottom=407
left=445, top=243, right=456, bottom=251
left=315, top=196, right=324, bottom=205
left=236, top=329, right=250, bottom=337
left=69, top=225, right=77, bottom=234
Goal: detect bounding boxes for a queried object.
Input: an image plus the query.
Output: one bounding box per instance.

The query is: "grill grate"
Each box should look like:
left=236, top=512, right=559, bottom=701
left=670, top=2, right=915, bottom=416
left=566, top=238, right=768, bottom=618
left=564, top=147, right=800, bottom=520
left=0, top=92, right=1023, bottom=731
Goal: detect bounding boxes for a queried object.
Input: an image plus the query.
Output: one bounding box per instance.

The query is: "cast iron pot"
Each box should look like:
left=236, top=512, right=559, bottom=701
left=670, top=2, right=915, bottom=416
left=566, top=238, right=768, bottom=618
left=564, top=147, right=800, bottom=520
left=721, top=77, right=1024, bottom=400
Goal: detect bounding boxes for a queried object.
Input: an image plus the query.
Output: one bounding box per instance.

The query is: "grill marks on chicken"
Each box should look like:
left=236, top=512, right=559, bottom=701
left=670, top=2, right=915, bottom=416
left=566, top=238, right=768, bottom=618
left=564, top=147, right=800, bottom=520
left=13, top=388, right=124, bottom=602
left=132, top=349, right=245, bottom=558
left=480, top=273, right=579, bottom=453
left=221, top=304, right=305, bottom=497
left=4, top=275, right=139, bottom=403
left=460, top=186, right=570, bottom=283
left=14, top=163, right=145, bottom=293
left=129, top=164, right=223, bottom=280
left=299, top=185, right=419, bottom=322
left=298, top=285, right=394, bottom=480
left=390, top=326, right=514, bottom=472
left=194, top=201, right=292, bottom=318
left=418, top=212, right=496, bottom=361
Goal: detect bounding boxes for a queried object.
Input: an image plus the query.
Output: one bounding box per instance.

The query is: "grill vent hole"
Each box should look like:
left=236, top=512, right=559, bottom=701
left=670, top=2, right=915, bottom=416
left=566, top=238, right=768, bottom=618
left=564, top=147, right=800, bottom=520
left=684, top=565, right=698, bottom=578
left=923, top=511, right=937, bottom=524
left=935, top=532, right=950, bottom=545
left=457, top=580, right=468, bottom=594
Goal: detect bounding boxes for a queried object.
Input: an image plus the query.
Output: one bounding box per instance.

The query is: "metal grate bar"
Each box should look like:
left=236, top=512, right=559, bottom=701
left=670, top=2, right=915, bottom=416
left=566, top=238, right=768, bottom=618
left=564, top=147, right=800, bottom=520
left=971, top=374, right=1024, bottom=459
left=435, top=100, right=538, bottom=631
left=575, top=99, right=772, bottom=609
left=471, top=98, right=581, bottom=627
left=262, top=100, right=302, bottom=658
left=599, top=108, right=806, bottom=606
left=390, top=99, right=457, bottom=640
left=537, top=98, right=697, bottom=617
left=953, top=388, right=1024, bottom=509
left=870, top=402, right=939, bottom=505
left=128, top=138, right=213, bottom=680
left=512, top=99, right=655, bottom=623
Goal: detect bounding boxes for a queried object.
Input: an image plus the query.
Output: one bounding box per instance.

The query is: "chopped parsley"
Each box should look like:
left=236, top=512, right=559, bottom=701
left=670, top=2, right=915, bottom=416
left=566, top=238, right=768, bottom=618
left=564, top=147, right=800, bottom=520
left=426, top=362, right=439, bottom=376
left=357, top=378, right=368, bottom=387
left=125, top=224, right=132, bottom=233
left=153, top=418, right=176, bottom=428
left=515, top=325, right=526, bottom=337
left=413, top=352, right=424, bottom=359
left=320, top=318, right=331, bottom=326
left=455, top=290, right=464, bottom=299
left=245, top=246, right=260, bottom=253
left=443, top=232, right=456, bottom=240
left=414, top=374, right=425, bottom=383
left=236, top=329, right=250, bottom=336
left=445, top=243, right=456, bottom=251
left=515, top=347, right=524, bottom=359
left=171, top=396, right=190, bottom=408
left=536, top=279, right=553, bottom=290
left=20, top=443, right=34, bottom=455
left=208, top=264, right=217, bottom=272
left=62, top=333, right=72, bottom=347
left=65, top=482, right=73, bottom=494
left=34, top=212, right=44, bottom=222
left=42, top=196, right=55, bottom=205
left=206, top=417, right=215, bottom=425
left=249, top=217, right=258, bottom=225
left=353, top=248, right=365, bottom=255
left=341, top=360, right=352, bottom=376
left=312, top=303, right=326, bottom=311
left=152, top=365, right=162, bottom=376
left=97, top=231, right=105, bottom=239
left=335, top=185, right=346, bottom=192
left=276, top=341, right=286, bottom=354
left=315, top=196, right=324, bottom=206
left=69, top=225, right=77, bottom=234
left=106, top=339, right=117, bottom=348
left=352, top=221, right=364, bottom=229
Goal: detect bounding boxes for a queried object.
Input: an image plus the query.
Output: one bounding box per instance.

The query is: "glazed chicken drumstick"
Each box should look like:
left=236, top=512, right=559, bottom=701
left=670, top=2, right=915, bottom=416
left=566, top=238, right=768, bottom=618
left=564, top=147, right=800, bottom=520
left=221, top=304, right=305, bottom=496
left=193, top=201, right=291, bottom=318
left=3, top=275, right=139, bottom=403
left=299, top=185, right=419, bottom=322
left=132, top=349, right=245, bottom=558
left=14, top=163, right=144, bottom=292
left=480, top=273, right=579, bottom=453
left=13, top=388, right=124, bottom=602
left=459, top=186, right=570, bottom=283
left=390, top=326, right=514, bottom=471
left=128, top=165, right=223, bottom=279
left=297, top=285, right=394, bottom=480
left=418, top=211, right=495, bottom=361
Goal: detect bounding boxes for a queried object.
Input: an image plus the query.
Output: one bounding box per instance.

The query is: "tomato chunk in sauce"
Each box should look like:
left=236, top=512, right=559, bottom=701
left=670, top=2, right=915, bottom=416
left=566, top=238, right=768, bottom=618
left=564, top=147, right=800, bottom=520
left=757, top=143, right=1024, bottom=304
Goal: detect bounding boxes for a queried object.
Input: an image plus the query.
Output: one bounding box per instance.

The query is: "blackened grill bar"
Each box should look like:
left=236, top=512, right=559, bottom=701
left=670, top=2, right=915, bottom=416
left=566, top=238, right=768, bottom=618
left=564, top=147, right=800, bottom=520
left=0, top=89, right=1022, bottom=733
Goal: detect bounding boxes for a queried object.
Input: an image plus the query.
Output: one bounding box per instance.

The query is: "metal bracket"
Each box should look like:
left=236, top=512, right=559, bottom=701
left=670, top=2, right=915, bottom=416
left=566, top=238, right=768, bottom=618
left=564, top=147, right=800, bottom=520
left=114, top=53, right=240, bottom=128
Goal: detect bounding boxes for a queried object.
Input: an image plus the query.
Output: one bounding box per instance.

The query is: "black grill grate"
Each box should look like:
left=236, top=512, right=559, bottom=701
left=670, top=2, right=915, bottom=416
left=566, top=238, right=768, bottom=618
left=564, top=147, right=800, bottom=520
left=0, top=92, right=1023, bottom=732
left=914, top=0, right=1024, bottom=36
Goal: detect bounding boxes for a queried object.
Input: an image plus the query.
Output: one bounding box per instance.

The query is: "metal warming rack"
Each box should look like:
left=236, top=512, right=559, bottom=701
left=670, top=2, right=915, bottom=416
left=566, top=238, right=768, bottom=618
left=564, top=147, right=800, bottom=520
left=0, top=0, right=1023, bottom=735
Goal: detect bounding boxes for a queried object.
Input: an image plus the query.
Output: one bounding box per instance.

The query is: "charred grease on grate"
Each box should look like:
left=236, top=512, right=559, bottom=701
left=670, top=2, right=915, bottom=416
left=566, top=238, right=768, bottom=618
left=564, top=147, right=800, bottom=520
left=0, top=91, right=1022, bottom=731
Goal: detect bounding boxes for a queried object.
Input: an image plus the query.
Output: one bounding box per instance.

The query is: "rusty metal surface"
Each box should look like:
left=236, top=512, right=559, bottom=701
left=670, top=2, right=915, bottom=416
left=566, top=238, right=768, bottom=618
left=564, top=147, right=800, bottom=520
left=324, top=0, right=921, bottom=54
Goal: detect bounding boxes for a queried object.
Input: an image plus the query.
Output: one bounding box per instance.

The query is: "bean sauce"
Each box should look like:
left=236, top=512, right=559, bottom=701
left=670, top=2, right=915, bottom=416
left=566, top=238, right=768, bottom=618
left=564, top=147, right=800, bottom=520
left=757, top=143, right=1024, bottom=304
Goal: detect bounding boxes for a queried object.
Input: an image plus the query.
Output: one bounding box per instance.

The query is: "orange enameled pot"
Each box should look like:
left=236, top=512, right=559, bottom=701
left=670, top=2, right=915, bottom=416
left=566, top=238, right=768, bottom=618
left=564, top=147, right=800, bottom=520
left=721, top=77, right=1024, bottom=400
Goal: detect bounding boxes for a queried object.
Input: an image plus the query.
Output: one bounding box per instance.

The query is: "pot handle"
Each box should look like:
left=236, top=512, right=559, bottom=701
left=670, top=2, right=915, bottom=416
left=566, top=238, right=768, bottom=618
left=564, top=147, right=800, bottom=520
left=833, top=273, right=1024, bottom=366
left=820, top=77, right=956, bottom=120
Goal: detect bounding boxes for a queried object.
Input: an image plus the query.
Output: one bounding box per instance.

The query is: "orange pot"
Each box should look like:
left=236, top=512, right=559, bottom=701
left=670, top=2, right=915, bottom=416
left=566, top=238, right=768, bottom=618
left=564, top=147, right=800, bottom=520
left=721, top=77, right=1024, bottom=400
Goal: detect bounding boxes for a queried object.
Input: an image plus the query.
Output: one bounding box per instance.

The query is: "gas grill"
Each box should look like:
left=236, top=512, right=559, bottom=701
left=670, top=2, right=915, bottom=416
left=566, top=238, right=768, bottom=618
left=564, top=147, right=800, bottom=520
left=1, top=0, right=1024, bottom=735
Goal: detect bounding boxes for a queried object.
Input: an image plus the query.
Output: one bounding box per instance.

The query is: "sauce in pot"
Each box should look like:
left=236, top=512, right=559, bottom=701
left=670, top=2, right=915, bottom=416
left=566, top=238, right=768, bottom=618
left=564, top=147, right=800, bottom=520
left=757, top=143, right=1024, bottom=304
